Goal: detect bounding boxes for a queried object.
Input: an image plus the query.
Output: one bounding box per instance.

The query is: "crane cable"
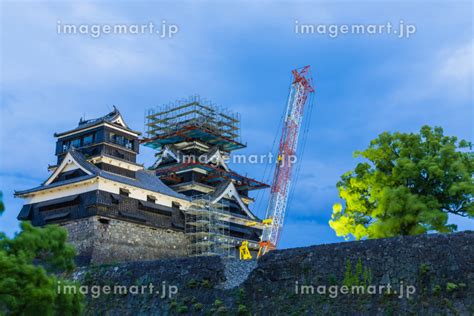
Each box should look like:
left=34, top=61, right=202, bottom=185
left=287, top=89, right=315, bottom=219
left=254, top=74, right=293, bottom=218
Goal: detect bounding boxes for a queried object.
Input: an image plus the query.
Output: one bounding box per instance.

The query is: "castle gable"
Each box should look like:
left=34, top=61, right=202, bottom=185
left=44, top=149, right=97, bottom=185
left=209, top=180, right=256, bottom=219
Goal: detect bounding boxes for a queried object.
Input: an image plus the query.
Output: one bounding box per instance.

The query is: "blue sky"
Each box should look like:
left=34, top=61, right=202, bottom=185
left=1, top=1, right=472, bottom=248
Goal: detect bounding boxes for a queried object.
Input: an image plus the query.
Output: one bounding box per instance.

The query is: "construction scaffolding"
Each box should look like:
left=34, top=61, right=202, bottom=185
left=185, top=197, right=235, bottom=258
left=143, top=95, right=245, bottom=151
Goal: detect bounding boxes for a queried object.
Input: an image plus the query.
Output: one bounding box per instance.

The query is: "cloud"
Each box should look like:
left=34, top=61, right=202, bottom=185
left=386, top=40, right=472, bottom=105
left=1, top=2, right=223, bottom=89
left=438, top=42, right=473, bottom=100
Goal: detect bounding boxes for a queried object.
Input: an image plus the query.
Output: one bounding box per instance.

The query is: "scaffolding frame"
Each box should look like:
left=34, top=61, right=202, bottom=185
left=145, top=95, right=242, bottom=144
left=185, top=196, right=235, bottom=258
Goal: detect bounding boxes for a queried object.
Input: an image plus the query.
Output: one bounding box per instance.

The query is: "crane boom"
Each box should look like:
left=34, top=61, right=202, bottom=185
left=258, top=66, right=314, bottom=257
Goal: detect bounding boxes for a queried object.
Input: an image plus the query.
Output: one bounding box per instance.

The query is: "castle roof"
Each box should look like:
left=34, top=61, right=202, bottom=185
left=205, top=180, right=259, bottom=220
left=15, top=148, right=189, bottom=201
left=54, top=107, right=141, bottom=137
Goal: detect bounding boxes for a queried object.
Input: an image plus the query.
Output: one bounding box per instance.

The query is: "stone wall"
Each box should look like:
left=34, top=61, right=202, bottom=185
left=64, top=216, right=188, bottom=265
left=74, top=231, right=474, bottom=315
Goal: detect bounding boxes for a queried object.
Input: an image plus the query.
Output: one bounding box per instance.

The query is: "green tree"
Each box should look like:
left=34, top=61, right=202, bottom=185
left=0, top=192, right=84, bottom=315
left=329, top=126, right=473, bottom=240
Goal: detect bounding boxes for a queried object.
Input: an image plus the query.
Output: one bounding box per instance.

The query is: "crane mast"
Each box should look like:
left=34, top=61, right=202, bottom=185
left=258, top=66, right=314, bottom=257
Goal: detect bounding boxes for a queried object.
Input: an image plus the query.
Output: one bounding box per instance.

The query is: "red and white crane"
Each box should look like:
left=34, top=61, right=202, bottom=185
left=258, top=65, right=315, bottom=258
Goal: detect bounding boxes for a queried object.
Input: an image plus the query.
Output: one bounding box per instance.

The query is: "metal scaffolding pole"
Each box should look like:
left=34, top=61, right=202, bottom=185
left=184, top=196, right=234, bottom=258
left=145, top=95, right=242, bottom=144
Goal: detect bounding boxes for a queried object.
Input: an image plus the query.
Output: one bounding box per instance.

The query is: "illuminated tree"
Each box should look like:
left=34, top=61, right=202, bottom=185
left=330, top=126, right=474, bottom=240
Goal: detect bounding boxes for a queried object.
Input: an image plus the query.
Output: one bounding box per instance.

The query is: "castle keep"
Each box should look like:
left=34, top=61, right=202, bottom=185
left=15, top=98, right=267, bottom=264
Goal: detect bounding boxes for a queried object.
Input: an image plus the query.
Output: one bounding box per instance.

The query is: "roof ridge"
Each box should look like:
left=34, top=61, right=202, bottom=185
left=54, top=108, right=141, bottom=137
left=78, top=107, right=120, bottom=126
left=67, top=148, right=102, bottom=175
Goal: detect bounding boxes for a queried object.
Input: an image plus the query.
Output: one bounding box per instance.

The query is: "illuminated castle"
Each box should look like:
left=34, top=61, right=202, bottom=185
left=16, top=99, right=267, bottom=264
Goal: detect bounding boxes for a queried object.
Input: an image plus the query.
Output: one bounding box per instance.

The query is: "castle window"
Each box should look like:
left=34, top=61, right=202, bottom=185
left=71, top=138, right=81, bottom=148
left=62, top=141, right=70, bottom=152
left=113, top=150, right=125, bottom=159
left=82, top=134, right=94, bottom=146
left=124, top=138, right=133, bottom=150
left=110, top=132, right=134, bottom=150
left=172, top=202, right=181, bottom=209
left=119, top=188, right=130, bottom=197
left=147, top=195, right=156, bottom=203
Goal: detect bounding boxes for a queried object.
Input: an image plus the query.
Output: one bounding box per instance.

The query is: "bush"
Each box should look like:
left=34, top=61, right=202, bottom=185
left=187, top=279, right=198, bottom=289
left=201, top=279, right=213, bottom=288
left=193, top=302, right=204, bottom=311
left=446, top=282, right=458, bottom=292
left=177, top=305, right=188, bottom=314
left=237, top=304, right=249, bottom=315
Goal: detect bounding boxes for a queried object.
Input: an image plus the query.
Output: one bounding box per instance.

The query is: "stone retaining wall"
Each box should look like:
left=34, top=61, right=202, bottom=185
left=64, top=216, right=188, bottom=265
left=74, top=231, right=474, bottom=315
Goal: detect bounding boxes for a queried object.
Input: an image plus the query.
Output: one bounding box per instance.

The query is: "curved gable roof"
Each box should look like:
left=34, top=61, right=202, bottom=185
left=54, top=107, right=141, bottom=137
left=15, top=148, right=189, bottom=201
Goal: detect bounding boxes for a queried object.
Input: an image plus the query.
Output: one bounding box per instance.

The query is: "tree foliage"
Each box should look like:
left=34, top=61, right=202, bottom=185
left=0, top=193, right=83, bottom=315
left=0, top=192, right=4, bottom=216
left=329, top=126, right=474, bottom=240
